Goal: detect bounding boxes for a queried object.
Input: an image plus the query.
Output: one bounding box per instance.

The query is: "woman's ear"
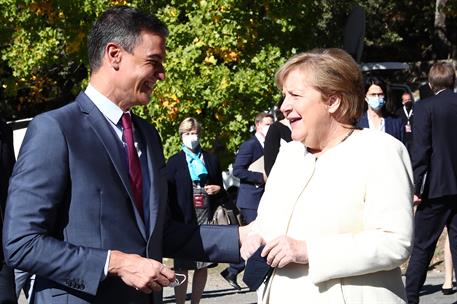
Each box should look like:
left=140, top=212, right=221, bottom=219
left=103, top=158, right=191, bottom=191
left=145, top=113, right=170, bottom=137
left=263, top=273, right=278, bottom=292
left=327, top=96, right=341, bottom=114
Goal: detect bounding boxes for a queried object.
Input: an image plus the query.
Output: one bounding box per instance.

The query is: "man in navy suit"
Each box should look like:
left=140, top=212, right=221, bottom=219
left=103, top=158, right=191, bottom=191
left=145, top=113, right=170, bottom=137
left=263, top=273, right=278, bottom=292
left=2, top=7, right=241, bottom=304
left=0, top=119, right=17, bottom=304
left=220, top=112, right=273, bottom=290
left=405, top=62, right=457, bottom=304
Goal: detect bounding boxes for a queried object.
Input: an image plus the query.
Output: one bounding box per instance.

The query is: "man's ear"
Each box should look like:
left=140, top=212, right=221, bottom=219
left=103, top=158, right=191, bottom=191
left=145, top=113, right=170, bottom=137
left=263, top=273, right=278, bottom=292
left=106, top=43, right=122, bottom=70
left=327, top=96, right=341, bottom=114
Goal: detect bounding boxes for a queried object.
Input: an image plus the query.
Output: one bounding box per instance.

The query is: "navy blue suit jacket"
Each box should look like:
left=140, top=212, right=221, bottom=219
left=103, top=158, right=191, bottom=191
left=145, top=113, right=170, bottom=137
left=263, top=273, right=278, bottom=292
left=167, top=150, right=224, bottom=224
left=357, top=111, right=404, bottom=142
left=233, top=135, right=265, bottom=210
left=2, top=93, right=239, bottom=304
left=411, top=89, right=457, bottom=199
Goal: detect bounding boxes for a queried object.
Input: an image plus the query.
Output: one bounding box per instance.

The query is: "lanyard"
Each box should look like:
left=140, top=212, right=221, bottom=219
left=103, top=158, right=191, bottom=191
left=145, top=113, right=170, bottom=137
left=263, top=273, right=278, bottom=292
left=403, top=106, right=413, bottom=121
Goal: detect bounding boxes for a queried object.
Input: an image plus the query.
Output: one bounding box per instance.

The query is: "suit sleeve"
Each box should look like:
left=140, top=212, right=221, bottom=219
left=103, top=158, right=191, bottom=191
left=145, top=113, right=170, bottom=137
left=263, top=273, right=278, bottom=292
left=233, top=140, right=264, bottom=185
left=163, top=218, right=240, bottom=264
left=2, top=114, right=107, bottom=296
left=410, top=101, right=432, bottom=195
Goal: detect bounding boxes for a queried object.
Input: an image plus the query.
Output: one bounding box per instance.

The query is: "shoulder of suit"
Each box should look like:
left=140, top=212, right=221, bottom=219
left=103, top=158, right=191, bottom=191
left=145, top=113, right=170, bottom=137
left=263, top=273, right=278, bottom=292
left=29, top=100, right=79, bottom=127
left=239, top=135, right=257, bottom=148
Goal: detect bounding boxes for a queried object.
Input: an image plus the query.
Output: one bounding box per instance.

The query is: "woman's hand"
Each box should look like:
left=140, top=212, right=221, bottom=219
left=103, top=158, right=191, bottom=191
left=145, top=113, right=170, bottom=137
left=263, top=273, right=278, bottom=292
left=262, top=236, right=308, bottom=268
left=204, top=184, right=221, bottom=196
left=240, top=232, right=265, bottom=260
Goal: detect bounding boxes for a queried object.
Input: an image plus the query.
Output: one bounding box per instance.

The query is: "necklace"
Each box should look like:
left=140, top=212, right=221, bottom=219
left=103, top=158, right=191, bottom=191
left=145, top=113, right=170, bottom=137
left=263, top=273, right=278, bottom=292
left=309, top=128, right=355, bottom=157
left=340, top=128, right=354, bottom=143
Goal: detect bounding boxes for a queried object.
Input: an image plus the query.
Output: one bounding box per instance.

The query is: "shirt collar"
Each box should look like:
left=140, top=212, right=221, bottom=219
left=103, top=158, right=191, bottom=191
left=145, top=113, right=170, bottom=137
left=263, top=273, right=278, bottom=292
left=255, top=132, right=265, bottom=148
left=85, top=84, right=126, bottom=125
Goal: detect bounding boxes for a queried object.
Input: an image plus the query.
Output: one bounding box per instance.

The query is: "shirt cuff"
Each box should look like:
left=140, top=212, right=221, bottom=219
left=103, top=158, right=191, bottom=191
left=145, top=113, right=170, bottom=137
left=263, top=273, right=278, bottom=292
left=103, top=250, right=111, bottom=279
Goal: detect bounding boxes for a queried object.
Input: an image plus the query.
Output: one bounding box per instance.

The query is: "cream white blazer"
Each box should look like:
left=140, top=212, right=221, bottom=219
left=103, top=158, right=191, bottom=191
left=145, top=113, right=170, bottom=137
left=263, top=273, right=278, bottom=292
left=253, top=129, right=414, bottom=304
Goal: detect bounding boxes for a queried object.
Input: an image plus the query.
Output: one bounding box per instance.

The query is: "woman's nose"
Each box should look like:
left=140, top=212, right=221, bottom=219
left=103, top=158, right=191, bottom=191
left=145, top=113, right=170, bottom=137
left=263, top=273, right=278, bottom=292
left=280, top=96, right=292, bottom=113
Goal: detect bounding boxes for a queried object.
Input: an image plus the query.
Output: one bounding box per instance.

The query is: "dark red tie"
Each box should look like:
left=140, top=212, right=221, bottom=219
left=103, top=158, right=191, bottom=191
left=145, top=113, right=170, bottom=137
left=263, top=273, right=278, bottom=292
left=121, top=113, right=144, bottom=220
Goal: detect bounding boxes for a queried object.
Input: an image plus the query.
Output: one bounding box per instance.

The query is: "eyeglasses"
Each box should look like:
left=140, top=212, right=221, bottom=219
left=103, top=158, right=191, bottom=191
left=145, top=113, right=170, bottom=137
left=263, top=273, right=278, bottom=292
left=168, top=273, right=187, bottom=288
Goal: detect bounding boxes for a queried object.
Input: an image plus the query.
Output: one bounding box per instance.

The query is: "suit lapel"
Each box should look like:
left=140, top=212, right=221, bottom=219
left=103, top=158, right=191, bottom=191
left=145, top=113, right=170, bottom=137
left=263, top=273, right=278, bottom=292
left=77, top=93, right=147, bottom=239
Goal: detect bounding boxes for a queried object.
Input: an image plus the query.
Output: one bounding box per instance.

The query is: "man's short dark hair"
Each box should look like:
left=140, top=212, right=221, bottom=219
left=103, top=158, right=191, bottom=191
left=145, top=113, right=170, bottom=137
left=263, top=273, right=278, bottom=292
left=428, top=62, right=456, bottom=93
left=255, top=112, right=273, bottom=125
left=87, top=6, right=168, bottom=73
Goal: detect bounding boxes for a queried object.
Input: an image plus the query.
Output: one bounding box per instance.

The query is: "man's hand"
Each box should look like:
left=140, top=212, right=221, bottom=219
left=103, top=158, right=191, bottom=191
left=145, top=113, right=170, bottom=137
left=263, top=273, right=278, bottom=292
left=262, top=236, right=308, bottom=268
left=108, top=251, right=175, bottom=293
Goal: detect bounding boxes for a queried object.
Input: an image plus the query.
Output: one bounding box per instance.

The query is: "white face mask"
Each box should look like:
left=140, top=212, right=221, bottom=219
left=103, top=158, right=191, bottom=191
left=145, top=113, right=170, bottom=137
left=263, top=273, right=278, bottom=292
left=367, top=96, right=385, bottom=111
left=182, top=134, right=199, bottom=150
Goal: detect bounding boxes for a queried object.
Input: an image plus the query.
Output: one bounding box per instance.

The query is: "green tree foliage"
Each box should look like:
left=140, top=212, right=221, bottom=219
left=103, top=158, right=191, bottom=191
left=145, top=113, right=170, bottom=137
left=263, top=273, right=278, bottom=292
left=1, top=0, right=455, bottom=166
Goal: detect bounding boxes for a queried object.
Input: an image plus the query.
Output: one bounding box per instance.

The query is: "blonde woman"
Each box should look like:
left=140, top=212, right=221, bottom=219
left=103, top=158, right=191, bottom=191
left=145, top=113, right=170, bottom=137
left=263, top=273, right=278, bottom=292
left=241, top=48, right=414, bottom=303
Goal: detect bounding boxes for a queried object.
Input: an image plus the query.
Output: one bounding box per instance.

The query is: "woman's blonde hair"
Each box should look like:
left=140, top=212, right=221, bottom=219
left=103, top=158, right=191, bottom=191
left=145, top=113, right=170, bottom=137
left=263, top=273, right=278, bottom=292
left=178, top=117, right=201, bottom=137
left=275, top=48, right=365, bottom=125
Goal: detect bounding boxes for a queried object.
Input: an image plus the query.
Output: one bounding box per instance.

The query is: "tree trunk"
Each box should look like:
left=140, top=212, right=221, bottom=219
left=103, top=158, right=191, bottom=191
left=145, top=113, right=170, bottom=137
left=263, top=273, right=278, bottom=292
left=434, top=0, right=451, bottom=59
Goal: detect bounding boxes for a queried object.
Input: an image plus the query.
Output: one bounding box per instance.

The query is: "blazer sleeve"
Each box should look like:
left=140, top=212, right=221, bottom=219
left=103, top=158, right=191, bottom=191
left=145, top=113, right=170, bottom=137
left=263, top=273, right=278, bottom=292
left=2, top=114, right=107, bottom=296
left=410, top=100, right=432, bottom=196
left=307, top=138, right=414, bottom=283
left=233, top=140, right=264, bottom=185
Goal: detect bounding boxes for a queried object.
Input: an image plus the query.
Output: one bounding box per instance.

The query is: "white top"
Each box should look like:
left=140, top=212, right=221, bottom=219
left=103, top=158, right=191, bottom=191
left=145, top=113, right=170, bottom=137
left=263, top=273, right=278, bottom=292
left=253, top=129, right=414, bottom=304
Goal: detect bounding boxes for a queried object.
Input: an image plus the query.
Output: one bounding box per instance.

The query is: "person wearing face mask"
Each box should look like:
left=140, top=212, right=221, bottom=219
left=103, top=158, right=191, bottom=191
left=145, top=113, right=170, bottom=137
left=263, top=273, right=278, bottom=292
left=357, top=77, right=404, bottom=142
left=166, top=117, right=225, bottom=304
left=220, top=112, right=274, bottom=290
left=395, top=91, right=415, bottom=152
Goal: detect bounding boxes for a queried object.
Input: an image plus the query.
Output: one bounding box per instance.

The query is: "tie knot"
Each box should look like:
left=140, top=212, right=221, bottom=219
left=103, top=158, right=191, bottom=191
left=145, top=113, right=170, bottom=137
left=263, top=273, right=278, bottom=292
left=121, top=113, right=133, bottom=130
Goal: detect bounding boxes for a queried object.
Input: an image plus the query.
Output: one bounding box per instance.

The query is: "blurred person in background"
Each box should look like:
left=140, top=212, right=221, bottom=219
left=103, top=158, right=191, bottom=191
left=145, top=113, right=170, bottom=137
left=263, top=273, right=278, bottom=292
left=357, top=77, right=404, bottom=142
left=220, top=112, right=273, bottom=290
left=264, top=97, right=292, bottom=177
left=395, top=91, right=414, bottom=152
left=167, top=117, right=224, bottom=304
left=406, top=62, right=457, bottom=304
